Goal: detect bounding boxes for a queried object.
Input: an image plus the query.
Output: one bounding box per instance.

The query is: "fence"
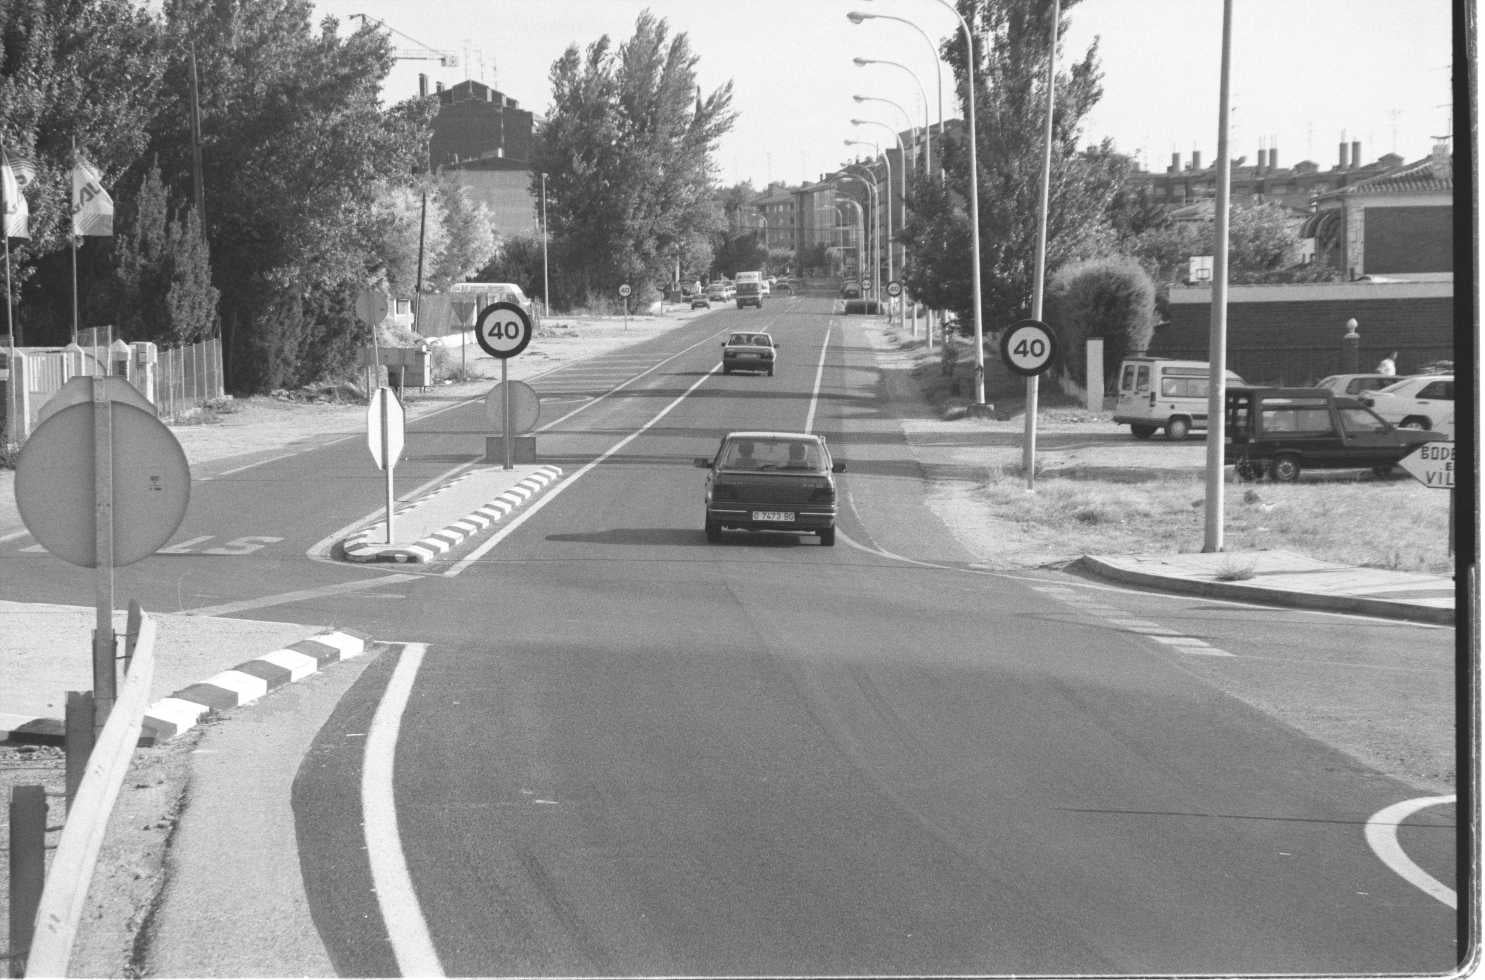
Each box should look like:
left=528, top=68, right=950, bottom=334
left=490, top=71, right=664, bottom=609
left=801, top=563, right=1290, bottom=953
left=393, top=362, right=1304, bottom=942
left=2, top=335, right=225, bottom=448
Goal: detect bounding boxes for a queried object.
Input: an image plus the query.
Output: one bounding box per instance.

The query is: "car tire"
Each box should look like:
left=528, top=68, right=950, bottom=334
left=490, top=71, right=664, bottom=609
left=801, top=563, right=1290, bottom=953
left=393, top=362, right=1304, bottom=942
left=819, top=525, right=836, bottom=546
left=1271, top=453, right=1302, bottom=482
left=705, top=517, right=721, bottom=543
left=1235, top=460, right=1262, bottom=481
left=1399, top=416, right=1429, bottom=430
left=1165, top=417, right=1191, bottom=441
left=1130, top=424, right=1157, bottom=440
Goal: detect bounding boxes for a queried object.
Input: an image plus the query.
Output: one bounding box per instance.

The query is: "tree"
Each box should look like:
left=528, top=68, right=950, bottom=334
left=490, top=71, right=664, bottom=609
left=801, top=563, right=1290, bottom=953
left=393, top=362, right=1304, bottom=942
left=1125, top=201, right=1321, bottom=286
left=430, top=174, right=498, bottom=289
left=532, top=11, right=736, bottom=307
left=114, top=162, right=218, bottom=344
left=1045, top=255, right=1155, bottom=394
left=909, top=0, right=1123, bottom=337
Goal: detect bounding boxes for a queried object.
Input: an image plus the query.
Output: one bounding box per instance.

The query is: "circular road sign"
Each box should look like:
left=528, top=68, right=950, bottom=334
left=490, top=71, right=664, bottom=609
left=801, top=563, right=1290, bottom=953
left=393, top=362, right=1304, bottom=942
left=474, top=301, right=534, bottom=359
left=886, top=280, right=903, bottom=298
left=15, top=400, right=190, bottom=568
left=484, top=380, right=542, bottom=434
left=860, top=277, right=873, bottom=292
left=618, top=283, right=632, bottom=298
left=1000, top=319, right=1058, bottom=376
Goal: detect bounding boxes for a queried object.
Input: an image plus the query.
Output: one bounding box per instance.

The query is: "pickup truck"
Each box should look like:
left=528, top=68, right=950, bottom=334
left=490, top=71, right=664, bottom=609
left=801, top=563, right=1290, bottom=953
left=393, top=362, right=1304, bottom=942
left=1224, top=386, right=1445, bottom=482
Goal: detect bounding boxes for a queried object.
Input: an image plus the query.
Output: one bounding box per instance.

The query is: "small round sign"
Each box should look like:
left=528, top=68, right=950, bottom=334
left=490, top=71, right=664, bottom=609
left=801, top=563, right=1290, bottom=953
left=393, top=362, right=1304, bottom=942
left=886, top=280, right=903, bottom=298
left=861, top=277, right=873, bottom=292
left=618, top=283, right=632, bottom=298
left=484, top=380, right=542, bottom=434
left=1000, top=319, right=1058, bottom=376
left=474, top=301, right=534, bottom=359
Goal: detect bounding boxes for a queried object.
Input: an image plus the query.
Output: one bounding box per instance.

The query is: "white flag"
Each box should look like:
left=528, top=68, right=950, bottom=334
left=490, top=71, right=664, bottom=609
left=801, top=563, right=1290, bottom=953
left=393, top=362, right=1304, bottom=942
left=1, top=147, right=27, bottom=240
left=72, top=154, right=113, bottom=237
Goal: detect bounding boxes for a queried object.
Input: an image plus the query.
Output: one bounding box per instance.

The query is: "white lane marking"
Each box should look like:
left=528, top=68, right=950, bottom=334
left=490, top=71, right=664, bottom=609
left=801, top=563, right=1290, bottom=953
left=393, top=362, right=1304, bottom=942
left=444, top=366, right=723, bottom=576
left=181, top=574, right=418, bottom=617
left=1030, top=585, right=1238, bottom=657
left=202, top=452, right=297, bottom=480
left=805, top=322, right=831, bottom=434
left=1366, top=795, right=1458, bottom=909
left=363, top=643, right=445, bottom=976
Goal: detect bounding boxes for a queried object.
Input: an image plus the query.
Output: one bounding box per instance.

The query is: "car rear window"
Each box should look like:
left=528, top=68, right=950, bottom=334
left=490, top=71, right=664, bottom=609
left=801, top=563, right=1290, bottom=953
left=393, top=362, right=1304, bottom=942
left=720, top=438, right=825, bottom=471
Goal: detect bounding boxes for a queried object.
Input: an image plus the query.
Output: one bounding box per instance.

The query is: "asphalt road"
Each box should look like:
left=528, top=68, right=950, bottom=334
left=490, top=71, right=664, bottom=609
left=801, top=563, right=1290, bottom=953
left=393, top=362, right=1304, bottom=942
left=8, top=293, right=1460, bottom=976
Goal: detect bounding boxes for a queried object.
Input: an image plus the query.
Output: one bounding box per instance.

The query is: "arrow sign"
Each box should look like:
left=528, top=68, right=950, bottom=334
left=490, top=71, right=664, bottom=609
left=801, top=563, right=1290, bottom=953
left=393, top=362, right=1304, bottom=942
left=1398, top=441, right=1454, bottom=490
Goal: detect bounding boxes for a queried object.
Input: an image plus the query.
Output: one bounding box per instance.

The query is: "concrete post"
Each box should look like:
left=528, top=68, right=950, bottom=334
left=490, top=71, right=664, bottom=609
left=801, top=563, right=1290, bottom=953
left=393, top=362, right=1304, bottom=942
left=1342, top=318, right=1360, bottom=373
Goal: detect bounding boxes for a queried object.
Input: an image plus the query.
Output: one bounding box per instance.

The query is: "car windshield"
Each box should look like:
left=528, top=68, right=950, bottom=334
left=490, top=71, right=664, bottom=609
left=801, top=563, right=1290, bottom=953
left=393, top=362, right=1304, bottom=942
left=720, top=438, right=825, bottom=471
left=1339, top=406, right=1391, bottom=434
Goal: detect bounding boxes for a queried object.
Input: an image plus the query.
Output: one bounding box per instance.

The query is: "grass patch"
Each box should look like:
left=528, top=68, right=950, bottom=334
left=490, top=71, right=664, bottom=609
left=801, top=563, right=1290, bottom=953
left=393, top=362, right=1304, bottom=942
left=1214, top=557, right=1258, bottom=581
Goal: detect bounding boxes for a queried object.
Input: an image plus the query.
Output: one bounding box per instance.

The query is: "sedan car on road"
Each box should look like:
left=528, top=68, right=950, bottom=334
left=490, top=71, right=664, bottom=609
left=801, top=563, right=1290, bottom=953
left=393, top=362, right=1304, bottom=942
left=1360, top=374, right=1455, bottom=437
left=690, top=295, right=711, bottom=309
left=695, top=431, right=846, bottom=545
left=721, top=332, right=779, bottom=375
left=1314, top=373, right=1403, bottom=397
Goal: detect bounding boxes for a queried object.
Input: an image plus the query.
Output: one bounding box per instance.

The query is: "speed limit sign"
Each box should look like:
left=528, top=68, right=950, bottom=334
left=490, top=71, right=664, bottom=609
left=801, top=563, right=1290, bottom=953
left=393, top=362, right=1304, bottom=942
left=886, top=280, right=902, bottom=298
left=618, top=283, right=632, bottom=298
left=474, top=301, right=533, bottom=359
left=1000, top=319, right=1057, bottom=376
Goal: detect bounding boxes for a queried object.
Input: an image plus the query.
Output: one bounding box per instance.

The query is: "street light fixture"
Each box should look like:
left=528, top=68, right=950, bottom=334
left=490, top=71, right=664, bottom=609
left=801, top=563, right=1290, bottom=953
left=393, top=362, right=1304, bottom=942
left=834, top=196, right=867, bottom=284
left=836, top=171, right=880, bottom=301
left=847, top=11, right=944, bottom=183
left=844, top=137, right=892, bottom=301
left=851, top=119, right=907, bottom=291
left=856, top=0, right=985, bottom=409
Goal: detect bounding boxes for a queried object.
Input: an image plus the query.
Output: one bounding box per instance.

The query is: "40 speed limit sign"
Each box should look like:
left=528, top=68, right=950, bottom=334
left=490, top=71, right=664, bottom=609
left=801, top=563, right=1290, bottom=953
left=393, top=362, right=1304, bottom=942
left=999, top=319, right=1057, bottom=376
left=475, top=301, right=534, bottom=359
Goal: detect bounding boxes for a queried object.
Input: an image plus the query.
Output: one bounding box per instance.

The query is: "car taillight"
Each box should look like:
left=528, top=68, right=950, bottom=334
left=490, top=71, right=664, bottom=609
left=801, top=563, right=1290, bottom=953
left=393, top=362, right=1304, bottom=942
left=712, top=484, right=737, bottom=501
left=809, top=482, right=835, bottom=503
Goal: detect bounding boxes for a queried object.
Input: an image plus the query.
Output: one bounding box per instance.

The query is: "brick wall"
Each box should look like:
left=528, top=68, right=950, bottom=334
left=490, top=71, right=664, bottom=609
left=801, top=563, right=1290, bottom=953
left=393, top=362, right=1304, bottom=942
left=1159, top=283, right=1455, bottom=384
left=1364, top=206, right=1453, bottom=274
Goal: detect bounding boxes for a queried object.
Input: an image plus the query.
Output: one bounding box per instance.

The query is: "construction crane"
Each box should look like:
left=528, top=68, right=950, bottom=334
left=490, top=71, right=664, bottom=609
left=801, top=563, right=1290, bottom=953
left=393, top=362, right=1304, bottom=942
left=350, top=13, right=458, bottom=68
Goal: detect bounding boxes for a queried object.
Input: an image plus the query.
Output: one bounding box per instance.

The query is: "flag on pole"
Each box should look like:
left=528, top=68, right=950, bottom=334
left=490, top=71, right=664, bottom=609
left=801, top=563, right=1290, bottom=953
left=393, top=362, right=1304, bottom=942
left=1, top=147, right=28, bottom=240
left=72, top=153, right=113, bottom=237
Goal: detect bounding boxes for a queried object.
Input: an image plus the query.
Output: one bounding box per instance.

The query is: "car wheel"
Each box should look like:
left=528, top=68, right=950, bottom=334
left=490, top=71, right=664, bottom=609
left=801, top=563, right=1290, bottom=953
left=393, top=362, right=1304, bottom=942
left=722, top=367, right=730, bottom=376
left=1165, top=417, right=1191, bottom=441
left=1235, top=460, right=1262, bottom=481
left=1399, top=416, right=1429, bottom=430
left=1271, top=453, right=1302, bottom=482
left=705, top=517, right=721, bottom=542
left=819, top=525, right=836, bottom=546
left=1130, top=424, right=1156, bottom=440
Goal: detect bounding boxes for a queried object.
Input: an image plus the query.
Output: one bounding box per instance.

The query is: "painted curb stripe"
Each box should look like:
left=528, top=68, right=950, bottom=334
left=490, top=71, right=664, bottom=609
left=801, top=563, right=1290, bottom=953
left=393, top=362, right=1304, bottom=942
left=257, top=649, right=321, bottom=682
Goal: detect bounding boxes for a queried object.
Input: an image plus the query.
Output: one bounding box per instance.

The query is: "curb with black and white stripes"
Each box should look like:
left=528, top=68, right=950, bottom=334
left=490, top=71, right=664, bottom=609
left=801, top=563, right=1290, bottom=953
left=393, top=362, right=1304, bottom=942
left=341, top=464, right=564, bottom=564
left=0, top=630, right=371, bottom=747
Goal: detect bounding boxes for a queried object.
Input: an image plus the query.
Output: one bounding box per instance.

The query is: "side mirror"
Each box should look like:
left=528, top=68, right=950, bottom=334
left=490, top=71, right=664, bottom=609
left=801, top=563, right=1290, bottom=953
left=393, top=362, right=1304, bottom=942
left=694, top=458, right=714, bottom=469
left=832, top=461, right=846, bottom=473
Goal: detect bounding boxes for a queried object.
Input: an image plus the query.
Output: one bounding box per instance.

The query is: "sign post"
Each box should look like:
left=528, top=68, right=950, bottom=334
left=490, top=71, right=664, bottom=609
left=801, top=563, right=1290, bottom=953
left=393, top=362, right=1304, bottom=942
left=366, top=388, right=405, bottom=543
left=619, top=283, right=631, bottom=332
left=474, top=301, right=534, bottom=470
left=999, top=319, right=1059, bottom=492
left=1398, top=441, right=1457, bottom=556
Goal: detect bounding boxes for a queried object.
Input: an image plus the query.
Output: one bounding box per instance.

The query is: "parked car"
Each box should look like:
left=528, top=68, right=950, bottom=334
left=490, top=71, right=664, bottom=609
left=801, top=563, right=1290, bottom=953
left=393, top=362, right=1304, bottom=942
left=1113, top=356, right=1246, bottom=440
left=449, top=281, right=535, bottom=320
left=721, top=331, right=779, bottom=375
left=1314, top=373, right=1404, bottom=397
left=1360, top=374, right=1455, bottom=437
left=690, top=295, right=711, bottom=309
left=694, top=431, right=846, bottom=545
left=1225, top=386, right=1444, bottom=481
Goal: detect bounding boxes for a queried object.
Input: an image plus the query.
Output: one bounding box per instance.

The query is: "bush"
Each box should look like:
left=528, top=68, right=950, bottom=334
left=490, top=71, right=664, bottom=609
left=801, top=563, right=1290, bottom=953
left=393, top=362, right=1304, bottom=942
left=1046, top=255, right=1156, bottom=394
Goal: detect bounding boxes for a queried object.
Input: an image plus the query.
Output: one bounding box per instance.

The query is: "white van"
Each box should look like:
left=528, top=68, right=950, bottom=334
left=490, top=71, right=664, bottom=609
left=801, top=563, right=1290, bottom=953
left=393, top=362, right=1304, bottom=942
left=1113, top=357, right=1246, bottom=440
left=449, top=282, right=535, bottom=319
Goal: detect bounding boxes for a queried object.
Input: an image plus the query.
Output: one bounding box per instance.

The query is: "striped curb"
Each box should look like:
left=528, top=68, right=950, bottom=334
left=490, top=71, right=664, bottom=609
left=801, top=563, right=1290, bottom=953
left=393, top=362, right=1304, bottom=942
left=137, top=630, right=369, bottom=745
left=342, top=464, right=563, bottom=564
left=1, top=630, right=371, bottom=747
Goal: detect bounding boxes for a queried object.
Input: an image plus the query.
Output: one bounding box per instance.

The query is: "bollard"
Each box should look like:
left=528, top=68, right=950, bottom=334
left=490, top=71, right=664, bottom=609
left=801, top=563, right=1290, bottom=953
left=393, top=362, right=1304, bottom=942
left=8, top=785, right=46, bottom=978
left=65, top=691, right=94, bottom=811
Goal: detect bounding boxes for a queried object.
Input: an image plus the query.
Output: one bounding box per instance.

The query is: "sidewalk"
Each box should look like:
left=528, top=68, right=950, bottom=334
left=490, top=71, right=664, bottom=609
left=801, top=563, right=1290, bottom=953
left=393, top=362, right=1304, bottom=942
left=1079, top=550, right=1457, bottom=625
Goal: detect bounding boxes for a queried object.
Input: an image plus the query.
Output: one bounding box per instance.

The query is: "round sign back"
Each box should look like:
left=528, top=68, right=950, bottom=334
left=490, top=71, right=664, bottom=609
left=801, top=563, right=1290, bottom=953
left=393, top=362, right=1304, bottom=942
left=15, top=401, right=191, bottom=567
left=484, top=380, right=542, bottom=434
left=474, top=301, right=534, bottom=359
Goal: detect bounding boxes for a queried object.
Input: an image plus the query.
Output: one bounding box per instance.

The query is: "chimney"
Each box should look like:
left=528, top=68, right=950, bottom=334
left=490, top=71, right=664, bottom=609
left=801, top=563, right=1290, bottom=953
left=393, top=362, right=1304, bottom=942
left=1351, top=140, right=1362, bottom=168
left=1257, top=147, right=1267, bottom=172
left=1192, top=150, right=1202, bottom=170
left=1270, top=144, right=1278, bottom=170
left=1170, top=152, right=1180, bottom=174
left=1338, top=142, right=1348, bottom=169
left=419, top=73, right=428, bottom=98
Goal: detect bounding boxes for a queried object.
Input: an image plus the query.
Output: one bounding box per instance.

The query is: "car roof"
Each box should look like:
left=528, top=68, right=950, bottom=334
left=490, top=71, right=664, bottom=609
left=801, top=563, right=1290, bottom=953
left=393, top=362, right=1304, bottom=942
left=725, top=430, right=822, bottom=442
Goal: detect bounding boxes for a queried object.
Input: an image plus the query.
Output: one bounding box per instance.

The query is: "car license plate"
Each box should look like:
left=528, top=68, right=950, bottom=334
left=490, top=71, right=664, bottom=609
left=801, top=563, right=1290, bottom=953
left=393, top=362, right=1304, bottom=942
left=753, top=511, right=793, bottom=522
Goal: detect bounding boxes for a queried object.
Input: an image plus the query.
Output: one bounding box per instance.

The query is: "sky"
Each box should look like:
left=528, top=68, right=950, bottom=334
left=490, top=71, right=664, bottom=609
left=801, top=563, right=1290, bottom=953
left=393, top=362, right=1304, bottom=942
left=309, top=0, right=1457, bottom=188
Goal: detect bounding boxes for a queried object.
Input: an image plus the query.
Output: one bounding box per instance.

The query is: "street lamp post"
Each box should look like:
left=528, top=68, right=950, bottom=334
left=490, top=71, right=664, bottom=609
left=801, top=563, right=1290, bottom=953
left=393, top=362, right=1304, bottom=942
left=847, top=11, right=944, bottom=184
left=852, top=118, right=910, bottom=269
left=844, top=139, right=891, bottom=306
left=540, top=172, right=551, bottom=318
left=835, top=197, right=867, bottom=285
left=862, top=0, right=987, bottom=410
left=853, top=57, right=931, bottom=175
left=837, top=172, right=880, bottom=298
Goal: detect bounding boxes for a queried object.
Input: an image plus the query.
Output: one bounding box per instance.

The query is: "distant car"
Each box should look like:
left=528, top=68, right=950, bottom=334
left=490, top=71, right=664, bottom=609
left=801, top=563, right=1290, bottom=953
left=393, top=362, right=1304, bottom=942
left=690, top=295, right=711, bottom=309
left=1360, top=374, right=1455, bottom=437
left=1225, top=386, right=1444, bottom=481
left=705, top=282, right=729, bottom=302
left=759, top=279, right=772, bottom=296
left=1314, top=373, right=1404, bottom=397
left=735, top=280, right=764, bottom=309
left=840, top=280, right=862, bottom=299
left=774, top=277, right=794, bottom=294
left=449, top=281, right=535, bottom=320
left=721, top=331, right=779, bottom=375
left=694, top=431, right=846, bottom=546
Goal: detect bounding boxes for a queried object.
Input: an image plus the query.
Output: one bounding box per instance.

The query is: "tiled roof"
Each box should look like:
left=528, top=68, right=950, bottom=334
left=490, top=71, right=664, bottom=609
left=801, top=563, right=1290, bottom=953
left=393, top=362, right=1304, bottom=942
left=1319, top=155, right=1452, bottom=199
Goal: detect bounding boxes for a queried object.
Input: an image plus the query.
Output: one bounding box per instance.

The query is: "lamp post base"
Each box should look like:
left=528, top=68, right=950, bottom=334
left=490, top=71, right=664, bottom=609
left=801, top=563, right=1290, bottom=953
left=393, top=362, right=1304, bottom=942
left=965, top=402, right=996, bottom=420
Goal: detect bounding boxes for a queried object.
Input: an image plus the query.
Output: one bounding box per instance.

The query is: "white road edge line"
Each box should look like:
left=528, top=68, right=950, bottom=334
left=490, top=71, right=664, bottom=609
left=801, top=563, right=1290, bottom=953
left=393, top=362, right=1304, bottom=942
left=444, top=365, right=722, bottom=576
left=805, top=321, right=831, bottom=434
left=1365, top=794, right=1458, bottom=909
left=363, top=642, right=445, bottom=977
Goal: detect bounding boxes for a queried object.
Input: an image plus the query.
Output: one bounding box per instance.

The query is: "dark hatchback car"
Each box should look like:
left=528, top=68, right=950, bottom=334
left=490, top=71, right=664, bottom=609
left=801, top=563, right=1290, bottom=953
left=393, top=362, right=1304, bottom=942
left=721, top=332, right=779, bottom=375
left=1225, top=386, right=1444, bottom=481
left=695, top=431, right=846, bottom=545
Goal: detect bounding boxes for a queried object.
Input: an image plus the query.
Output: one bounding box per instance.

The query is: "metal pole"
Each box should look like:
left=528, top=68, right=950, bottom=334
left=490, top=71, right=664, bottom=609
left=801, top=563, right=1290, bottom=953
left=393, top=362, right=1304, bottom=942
left=382, top=392, right=395, bottom=544
left=1024, top=0, right=1060, bottom=491
left=540, top=172, right=551, bottom=317
left=501, top=357, right=513, bottom=470
left=1203, top=0, right=1235, bottom=553
left=90, top=377, right=115, bottom=737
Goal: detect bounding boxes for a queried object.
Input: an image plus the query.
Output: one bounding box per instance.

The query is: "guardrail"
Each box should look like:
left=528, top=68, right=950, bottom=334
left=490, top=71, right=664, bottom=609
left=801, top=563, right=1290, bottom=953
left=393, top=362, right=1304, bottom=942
left=17, top=608, right=156, bottom=978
